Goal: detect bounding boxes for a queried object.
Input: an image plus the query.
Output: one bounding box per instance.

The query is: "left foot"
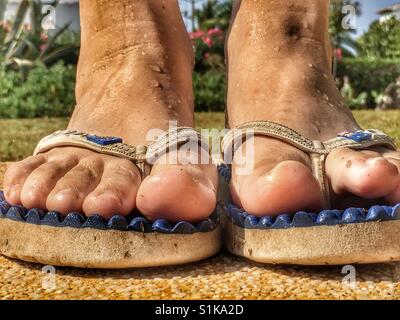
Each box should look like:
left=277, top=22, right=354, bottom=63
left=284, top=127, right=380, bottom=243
left=226, top=0, right=400, bottom=217
left=3, top=0, right=218, bottom=223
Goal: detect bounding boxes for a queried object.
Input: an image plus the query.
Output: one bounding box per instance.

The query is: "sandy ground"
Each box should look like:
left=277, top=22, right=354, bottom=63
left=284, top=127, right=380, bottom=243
left=0, top=162, right=399, bottom=300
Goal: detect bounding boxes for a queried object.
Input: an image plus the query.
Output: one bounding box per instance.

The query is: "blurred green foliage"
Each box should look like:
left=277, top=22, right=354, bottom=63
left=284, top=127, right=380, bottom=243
left=358, top=17, right=400, bottom=59
left=194, top=0, right=232, bottom=31
left=1, top=0, right=400, bottom=117
left=337, top=57, right=400, bottom=107
left=0, top=60, right=76, bottom=118
left=193, top=70, right=226, bottom=112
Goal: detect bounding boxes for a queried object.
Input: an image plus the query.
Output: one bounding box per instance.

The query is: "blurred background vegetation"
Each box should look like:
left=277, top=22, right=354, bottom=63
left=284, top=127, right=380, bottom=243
left=0, top=0, right=400, bottom=118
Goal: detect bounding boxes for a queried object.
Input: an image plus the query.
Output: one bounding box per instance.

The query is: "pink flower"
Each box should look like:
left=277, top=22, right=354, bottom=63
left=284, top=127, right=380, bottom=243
left=39, top=44, right=47, bottom=52
left=203, top=36, right=213, bottom=47
left=207, top=27, right=223, bottom=37
left=189, top=30, right=205, bottom=40
left=190, top=28, right=224, bottom=47
left=334, top=48, right=343, bottom=62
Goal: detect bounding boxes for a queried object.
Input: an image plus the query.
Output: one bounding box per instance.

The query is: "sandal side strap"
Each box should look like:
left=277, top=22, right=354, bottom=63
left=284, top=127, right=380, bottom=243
left=222, top=121, right=325, bottom=155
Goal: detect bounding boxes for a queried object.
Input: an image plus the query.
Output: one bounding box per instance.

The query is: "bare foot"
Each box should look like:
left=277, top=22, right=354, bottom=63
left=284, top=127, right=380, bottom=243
left=226, top=0, right=400, bottom=217
left=4, top=0, right=218, bottom=222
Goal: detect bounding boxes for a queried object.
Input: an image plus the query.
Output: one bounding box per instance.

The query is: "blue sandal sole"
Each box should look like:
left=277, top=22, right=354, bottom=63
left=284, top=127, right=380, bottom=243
left=218, top=165, right=400, bottom=265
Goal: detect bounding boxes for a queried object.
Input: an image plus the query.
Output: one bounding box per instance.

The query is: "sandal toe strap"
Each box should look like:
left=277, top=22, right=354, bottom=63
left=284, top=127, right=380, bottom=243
left=34, top=127, right=209, bottom=179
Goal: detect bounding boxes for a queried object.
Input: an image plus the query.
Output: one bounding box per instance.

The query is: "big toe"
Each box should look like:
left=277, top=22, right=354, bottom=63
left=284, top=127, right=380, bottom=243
left=136, top=164, right=218, bottom=223
left=233, top=160, right=325, bottom=217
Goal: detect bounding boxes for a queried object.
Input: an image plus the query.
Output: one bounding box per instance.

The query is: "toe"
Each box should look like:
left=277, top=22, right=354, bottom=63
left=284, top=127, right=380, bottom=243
left=3, top=155, right=47, bottom=205
left=234, top=160, right=325, bottom=216
left=46, top=156, right=104, bottom=215
left=230, top=137, right=324, bottom=217
left=83, top=159, right=141, bottom=219
left=20, top=155, right=79, bottom=210
left=326, top=147, right=399, bottom=199
left=380, top=149, right=400, bottom=204
left=137, top=163, right=218, bottom=223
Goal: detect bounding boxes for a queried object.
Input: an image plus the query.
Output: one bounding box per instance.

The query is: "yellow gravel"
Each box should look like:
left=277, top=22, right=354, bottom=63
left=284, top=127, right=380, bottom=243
left=0, top=163, right=399, bottom=300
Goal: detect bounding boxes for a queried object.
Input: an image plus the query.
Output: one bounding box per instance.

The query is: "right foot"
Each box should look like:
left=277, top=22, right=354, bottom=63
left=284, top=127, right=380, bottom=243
left=4, top=0, right=218, bottom=222
left=226, top=0, right=400, bottom=217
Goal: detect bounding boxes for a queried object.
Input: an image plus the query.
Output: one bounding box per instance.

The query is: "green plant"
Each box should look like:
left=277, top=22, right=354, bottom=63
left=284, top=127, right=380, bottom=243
left=191, top=28, right=225, bottom=72
left=358, top=17, right=400, bottom=59
left=341, top=81, right=367, bottom=109
left=337, top=57, right=400, bottom=107
left=0, top=60, right=76, bottom=118
left=340, top=75, right=368, bottom=109
left=55, top=29, right=80, bottom=47
left=371, top=90, right=385, bottom=106
left=0, top=0, right=7, bottom=21
left=194, top=0, right=232, bottom=31
left=0, top=0, right=79, bottom=69
left=193, top=70, right=226, bottom=112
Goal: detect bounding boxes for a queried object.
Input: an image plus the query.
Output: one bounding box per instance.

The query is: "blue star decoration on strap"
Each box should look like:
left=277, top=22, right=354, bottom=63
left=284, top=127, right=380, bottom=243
left=339, top=130, right=372, bottom=143
left=86, top=135, right=123, bottom=146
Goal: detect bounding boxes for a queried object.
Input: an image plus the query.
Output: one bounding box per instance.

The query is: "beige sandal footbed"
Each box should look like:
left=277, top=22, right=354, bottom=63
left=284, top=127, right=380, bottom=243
left=0, top=218, right=221, bottom=269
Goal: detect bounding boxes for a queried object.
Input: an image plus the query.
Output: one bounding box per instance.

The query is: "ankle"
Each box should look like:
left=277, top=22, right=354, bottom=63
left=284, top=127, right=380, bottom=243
left=70, top=0, right=195, bottom=142
left=227, top=0, right=332, bottom=70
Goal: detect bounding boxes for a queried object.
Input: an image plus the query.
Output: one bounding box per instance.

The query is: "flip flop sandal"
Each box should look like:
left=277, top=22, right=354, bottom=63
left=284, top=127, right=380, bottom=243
left=219, top=120, right=400, bottom=265
left=0, top=128, right=221, bottom=268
